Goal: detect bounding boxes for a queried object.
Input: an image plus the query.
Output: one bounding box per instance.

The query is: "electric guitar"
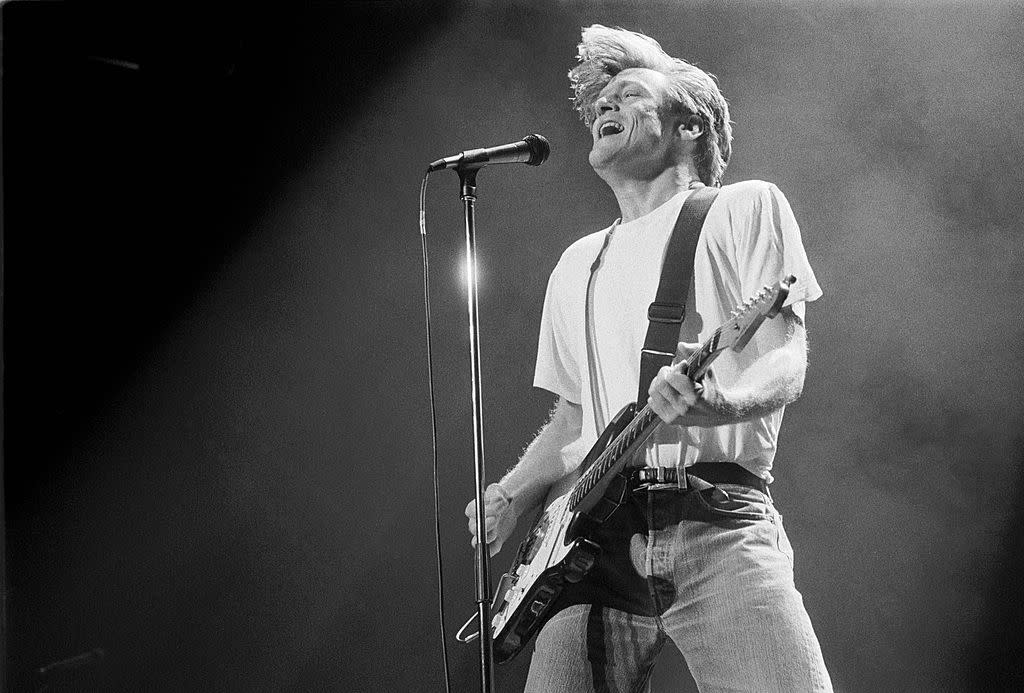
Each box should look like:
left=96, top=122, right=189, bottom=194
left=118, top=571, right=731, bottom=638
left=483, top=275, right=796, bottom=663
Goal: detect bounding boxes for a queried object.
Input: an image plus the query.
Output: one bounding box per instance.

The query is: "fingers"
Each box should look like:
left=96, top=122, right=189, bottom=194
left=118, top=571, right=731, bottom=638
left=675, top=340, right=700, bottom=360
left=648, top=364, right=698, bottom=404
left=471, top=536, right=505, bottom=557
left=465, top=510, right=505, bottom=543
left=649, top=388, right=684, bottom=424
left=464, top=484, right=513, bottom=548
left=463, top=487, right=511, bottom=522
left=648, top=363, right=698, bottom=423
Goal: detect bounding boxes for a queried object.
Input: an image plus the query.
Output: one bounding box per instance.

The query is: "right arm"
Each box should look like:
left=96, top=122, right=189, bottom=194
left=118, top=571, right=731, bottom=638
left=465, top=396, right=582, bottom=556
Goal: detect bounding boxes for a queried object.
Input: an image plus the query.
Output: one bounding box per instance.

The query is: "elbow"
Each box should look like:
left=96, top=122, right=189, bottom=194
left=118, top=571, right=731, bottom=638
left=781, top=345, right=807, bottom=406
left=787, top=370, right=805, bottom=406
left=783, top=310, right=808, bottom=405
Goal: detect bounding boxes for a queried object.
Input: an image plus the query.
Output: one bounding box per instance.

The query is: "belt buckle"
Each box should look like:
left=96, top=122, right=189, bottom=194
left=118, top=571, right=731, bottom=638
left=635, top=466, right=688, bottom=492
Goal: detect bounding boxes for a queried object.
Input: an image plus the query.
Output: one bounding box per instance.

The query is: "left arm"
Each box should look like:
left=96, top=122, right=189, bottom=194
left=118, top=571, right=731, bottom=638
left=648, top=306, right=807, bottom=427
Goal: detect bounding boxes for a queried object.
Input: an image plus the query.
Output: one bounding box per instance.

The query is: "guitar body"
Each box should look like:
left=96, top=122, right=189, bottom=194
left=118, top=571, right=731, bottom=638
left=489, top=493, right=599, bottom=663
left=490, top=404, right=637, bottom=664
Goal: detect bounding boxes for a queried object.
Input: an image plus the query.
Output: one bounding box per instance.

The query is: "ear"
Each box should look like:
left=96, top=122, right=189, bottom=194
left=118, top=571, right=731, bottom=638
left=677, top=114, right=703, bottom=141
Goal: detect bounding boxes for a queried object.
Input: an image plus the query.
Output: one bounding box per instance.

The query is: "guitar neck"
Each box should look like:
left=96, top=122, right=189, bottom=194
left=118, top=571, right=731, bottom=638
left=567, top=324, right=727, bottom=511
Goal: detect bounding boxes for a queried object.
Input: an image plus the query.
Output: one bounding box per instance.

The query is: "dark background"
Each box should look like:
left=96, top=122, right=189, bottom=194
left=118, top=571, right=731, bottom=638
left=4, top=1, right=1024, bottom=691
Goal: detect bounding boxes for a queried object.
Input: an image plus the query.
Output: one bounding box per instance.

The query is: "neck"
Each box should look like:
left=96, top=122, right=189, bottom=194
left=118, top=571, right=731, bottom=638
left=604, top=163, right=703, bottom=223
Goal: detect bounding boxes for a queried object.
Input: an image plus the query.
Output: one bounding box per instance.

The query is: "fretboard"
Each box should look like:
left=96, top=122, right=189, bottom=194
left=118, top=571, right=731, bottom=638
left=566, top=323, right=725, bottom=511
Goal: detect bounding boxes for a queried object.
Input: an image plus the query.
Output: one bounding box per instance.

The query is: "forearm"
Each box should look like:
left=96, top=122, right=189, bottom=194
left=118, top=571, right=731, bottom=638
left=673, top=312, right=807, bottom=428
left=499, top=397, right=583, bottom=516
left=680, top=347, right=804, bottom=426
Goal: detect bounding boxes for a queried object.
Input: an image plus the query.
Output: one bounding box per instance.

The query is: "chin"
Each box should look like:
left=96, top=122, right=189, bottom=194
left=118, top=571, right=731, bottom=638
left=588, top=147, right=615, bottom=171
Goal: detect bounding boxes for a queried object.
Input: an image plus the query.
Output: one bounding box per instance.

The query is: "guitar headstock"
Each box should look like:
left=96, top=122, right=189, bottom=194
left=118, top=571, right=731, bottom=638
left=718, top=275, right=796, bottom=353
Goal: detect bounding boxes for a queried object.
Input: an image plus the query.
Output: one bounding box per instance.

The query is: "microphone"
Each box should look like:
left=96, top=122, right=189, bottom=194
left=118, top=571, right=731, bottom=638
left=427, top=134, right=550, bottom=172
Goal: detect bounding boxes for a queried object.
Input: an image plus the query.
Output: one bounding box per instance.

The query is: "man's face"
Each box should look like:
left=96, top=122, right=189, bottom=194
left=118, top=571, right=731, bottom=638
left=588, top=68, right=682, bottom=179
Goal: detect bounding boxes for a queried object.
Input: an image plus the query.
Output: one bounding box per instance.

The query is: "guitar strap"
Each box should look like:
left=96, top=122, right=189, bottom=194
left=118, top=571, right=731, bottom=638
left=584, top=186, right=720, bottom=438
left=636, top=185, right=719, bottom=406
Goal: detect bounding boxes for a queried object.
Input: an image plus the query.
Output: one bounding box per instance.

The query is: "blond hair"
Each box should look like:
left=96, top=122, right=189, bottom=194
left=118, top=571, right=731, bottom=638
left=568, top=25, right=733, bottom=186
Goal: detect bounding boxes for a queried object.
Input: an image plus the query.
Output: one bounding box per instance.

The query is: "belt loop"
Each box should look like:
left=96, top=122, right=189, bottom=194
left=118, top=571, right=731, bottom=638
left=675, top=463, right=688, bottom=491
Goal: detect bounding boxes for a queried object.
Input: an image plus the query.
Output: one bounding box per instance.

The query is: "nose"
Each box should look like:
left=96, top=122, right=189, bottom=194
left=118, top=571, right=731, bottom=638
left=595, top=94, right=618, bottom=114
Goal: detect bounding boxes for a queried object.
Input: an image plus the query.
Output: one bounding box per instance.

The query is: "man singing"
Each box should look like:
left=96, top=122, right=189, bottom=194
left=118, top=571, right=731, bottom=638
left=466, top=25, right=832, bottom=692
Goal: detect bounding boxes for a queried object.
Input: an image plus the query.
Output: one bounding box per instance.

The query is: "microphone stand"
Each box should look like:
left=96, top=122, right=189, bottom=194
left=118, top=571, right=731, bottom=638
left=457, top=163, right=495, bottom=693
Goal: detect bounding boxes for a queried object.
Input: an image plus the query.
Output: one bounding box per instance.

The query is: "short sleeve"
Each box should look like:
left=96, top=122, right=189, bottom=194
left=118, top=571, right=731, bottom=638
left=735, top=183, right=822, bottom=319
left=533, top=261, right=582, bottom=404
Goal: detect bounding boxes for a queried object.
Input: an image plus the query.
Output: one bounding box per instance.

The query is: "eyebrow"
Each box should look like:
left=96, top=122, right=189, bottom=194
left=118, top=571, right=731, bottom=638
left=600, top=79, right=650, bottom=96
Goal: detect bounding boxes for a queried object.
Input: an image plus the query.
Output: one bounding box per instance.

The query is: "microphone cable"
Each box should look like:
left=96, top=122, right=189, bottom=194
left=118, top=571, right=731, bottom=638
left=418, top=170, right=453, bottom=693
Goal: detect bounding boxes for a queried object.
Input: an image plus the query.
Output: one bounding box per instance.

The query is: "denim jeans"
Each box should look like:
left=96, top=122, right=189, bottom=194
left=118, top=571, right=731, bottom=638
left=524, top=480, right=833, bottom=692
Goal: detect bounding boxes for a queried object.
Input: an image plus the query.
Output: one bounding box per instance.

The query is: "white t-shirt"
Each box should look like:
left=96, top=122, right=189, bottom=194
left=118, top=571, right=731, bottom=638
left=534, top=180, right=822, bottom=481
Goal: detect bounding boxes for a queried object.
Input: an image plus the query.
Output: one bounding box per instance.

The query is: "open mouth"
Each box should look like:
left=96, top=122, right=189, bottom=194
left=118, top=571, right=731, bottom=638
left=598, top=121, right=624, bottom=138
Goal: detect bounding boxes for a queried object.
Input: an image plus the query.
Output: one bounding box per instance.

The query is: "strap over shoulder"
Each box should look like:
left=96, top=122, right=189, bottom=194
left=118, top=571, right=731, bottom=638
left=636, top=186, right=719, bottom=405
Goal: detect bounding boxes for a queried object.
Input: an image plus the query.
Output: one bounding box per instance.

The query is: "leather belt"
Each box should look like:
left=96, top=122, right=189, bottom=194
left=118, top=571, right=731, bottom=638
left=632, top=462, right=769, bottom=494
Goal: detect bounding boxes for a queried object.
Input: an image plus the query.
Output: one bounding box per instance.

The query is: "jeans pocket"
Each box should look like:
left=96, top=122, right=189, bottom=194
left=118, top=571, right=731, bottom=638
left=773, top=513, right=795, bottom=565
left=693, top=484, right=770, bottom=521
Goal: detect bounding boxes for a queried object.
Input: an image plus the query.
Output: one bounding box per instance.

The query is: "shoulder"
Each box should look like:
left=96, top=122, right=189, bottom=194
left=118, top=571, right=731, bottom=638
left=698, top=181, right=800, bottom=259
left=706, top=181, right=797, bottom=242
left=713, top=179, right=786, bottom=211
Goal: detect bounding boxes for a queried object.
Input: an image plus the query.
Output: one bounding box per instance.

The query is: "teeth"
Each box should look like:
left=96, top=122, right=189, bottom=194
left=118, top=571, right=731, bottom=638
left=599, top=122, right=624, bottom=137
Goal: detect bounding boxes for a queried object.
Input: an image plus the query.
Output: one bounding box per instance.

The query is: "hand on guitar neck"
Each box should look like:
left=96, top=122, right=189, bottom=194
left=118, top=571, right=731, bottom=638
left=647, top=340, right=704, bottom=425
left=648, top=304, right=808, bottom=428
left=646, top=340, right=739, bottom=428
